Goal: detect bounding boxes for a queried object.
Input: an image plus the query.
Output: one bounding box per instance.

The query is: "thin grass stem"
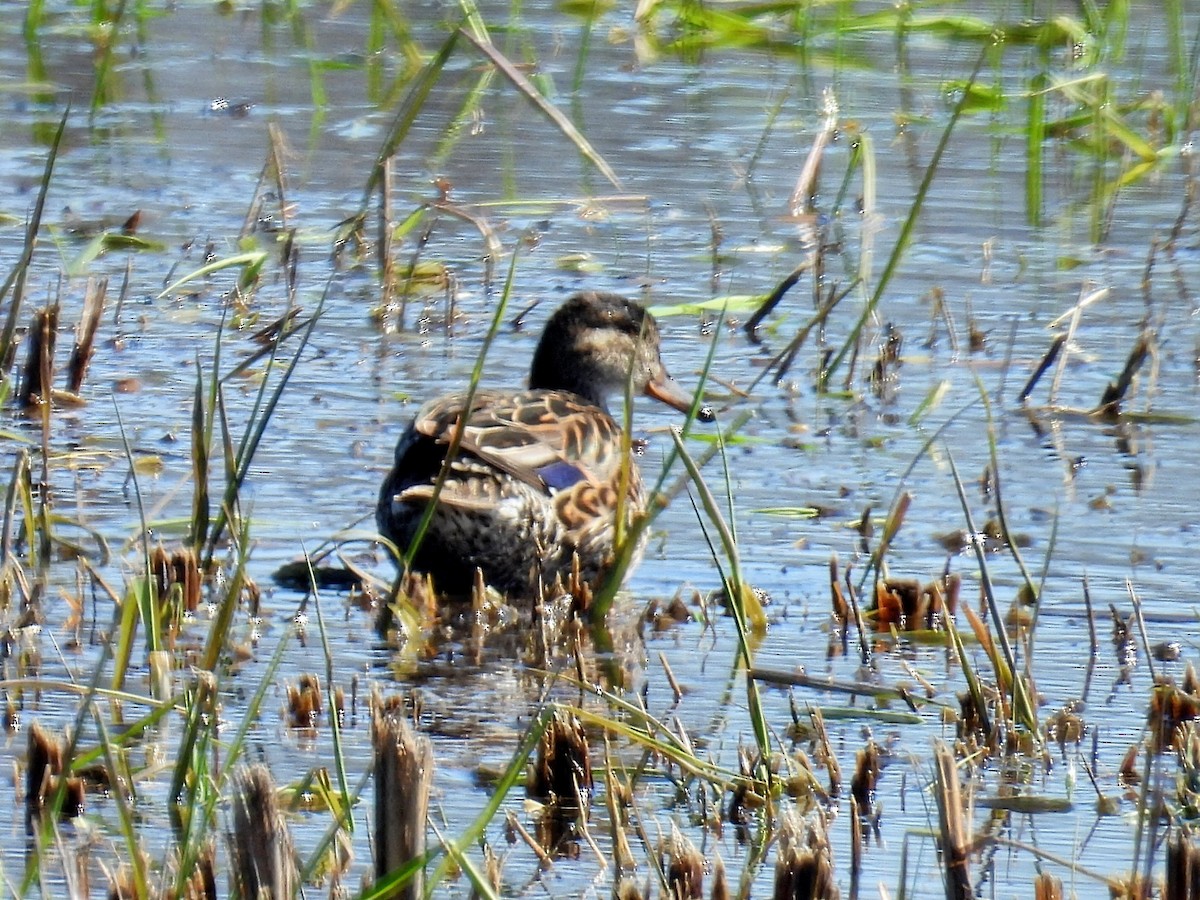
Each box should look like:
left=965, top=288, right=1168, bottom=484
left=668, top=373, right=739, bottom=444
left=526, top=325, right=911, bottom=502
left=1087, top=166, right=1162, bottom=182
left=824, top=49, right=986, bottom=386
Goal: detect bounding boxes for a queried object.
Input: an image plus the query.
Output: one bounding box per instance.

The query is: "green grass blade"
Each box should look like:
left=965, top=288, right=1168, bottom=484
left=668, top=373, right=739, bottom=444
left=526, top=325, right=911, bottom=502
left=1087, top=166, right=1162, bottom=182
left=156, top=250, right=269, bottom=299
left=945, top=450, right=1037, bottom=733
left=0, top=107, right=67, bottom=379
left=1026, top=71, right=1047, bottom=226
left=202, top=294, right=325, bottom=568
left=424, top=705, right=553, bottom=894
left=360, top=28, right=461, bottom=211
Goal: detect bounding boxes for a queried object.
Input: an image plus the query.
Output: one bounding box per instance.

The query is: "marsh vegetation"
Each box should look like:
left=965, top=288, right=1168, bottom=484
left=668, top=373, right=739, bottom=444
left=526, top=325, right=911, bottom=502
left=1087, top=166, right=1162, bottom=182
left=2, top=0, right=1200, bottom=897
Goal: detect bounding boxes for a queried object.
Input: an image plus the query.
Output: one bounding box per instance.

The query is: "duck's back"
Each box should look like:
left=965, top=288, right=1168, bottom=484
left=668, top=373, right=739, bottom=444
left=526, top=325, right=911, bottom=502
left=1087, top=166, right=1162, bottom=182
left=376, top=389, right=645, bottom=596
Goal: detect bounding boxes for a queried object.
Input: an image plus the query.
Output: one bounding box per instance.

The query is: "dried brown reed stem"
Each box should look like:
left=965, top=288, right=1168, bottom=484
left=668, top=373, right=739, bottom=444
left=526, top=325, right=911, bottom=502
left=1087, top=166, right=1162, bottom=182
left=1119, top=744, right=1141, bottom=787
left=505, top=810, right=553, bottom=867
left=375, top=570, right=438, bottom=638
left=1111, top=604, right=1138, bottom=690
left=933, top=742, right=971, bottom=900
left=1098, top=331, right=1153, bottom=415
left=849, top=795, right=862, bottom=895
left=1082, top=573, right=1099, bottom=656
left=809, top=707, right=840, bottom=799
left=372, top=690, right=433, bottom=898
left=867, top=322, right=903, bottom=399
left=108, top=865, right=138, bottom=899
left=923, top=286, right=957, bottom=354
left=772, top=807, right=839, bottom=900
left=286, top=673, right=323, bottom=729
left=871, top=573, right=960, bottom=632
left=663, top=824, right=704, bottom=899
left=25, top=721, right=84, bottom=834
left=1033, top=871, right=1062, bottom=899
left=532, top=708, right=592, bottom=814
left=744, top=263, right=808, bottom=343
left=229, top=764, right=297, bottom=899
left=19, top=305, right=58, bottom=408
left=1127, top=579, right=1157, bottom=683
left=604, top=742, right=636, bottom=876
left=839, top=562, right=870, bottom=665
left=850, top=740, right=880, bottom=825
left=828, top=554, right=848, bottom=626
left=789, top=92, right=837, bottom=216
left=1045, top=285, right=1106, bottom=404
left=711, top=854, right=728, bottom=900
left=1018, top=333, right=1066, bottom=404
left=66, top=276, right=106, bottom=394
left=531, top=707, right=593, bottom=852
left=468, top=844, right=503, bottom=900
left=1165, top=830, right=1200, bottom=900
left=1110, top=874, right=1153, bottom=900
left=1149, top=665, right=1200, bottom=753
left=240, top=121, right=291, bottom=239
left=150, top=545, right=201, bottom=614
left=172, top=840, right=216, bottom=900
left=727, top=745, right=762, bottom=827
left=659, top=650, right=684, bottom=704
left=375, top=155, right=399, bottom=324
left=750, top=667, right=921, bottom=714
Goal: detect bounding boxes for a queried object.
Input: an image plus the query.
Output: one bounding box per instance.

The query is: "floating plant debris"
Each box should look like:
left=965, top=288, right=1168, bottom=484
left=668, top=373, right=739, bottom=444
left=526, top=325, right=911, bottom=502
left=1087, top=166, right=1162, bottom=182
left=286, top=673, right=324, bottom=729
left=25, top=722, right=85, bottom=832
left=869, top=573, right=960, bottom=632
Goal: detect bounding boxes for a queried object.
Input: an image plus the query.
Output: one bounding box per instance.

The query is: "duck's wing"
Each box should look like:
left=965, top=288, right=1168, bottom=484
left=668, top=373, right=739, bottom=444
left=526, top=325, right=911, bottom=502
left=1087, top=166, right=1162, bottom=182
left=413, top=390, right=625, bottom=493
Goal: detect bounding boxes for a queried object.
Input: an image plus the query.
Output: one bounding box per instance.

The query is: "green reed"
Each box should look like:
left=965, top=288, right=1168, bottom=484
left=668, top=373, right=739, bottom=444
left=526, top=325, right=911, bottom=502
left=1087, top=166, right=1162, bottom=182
left=0, top=110, right=64, bottom=382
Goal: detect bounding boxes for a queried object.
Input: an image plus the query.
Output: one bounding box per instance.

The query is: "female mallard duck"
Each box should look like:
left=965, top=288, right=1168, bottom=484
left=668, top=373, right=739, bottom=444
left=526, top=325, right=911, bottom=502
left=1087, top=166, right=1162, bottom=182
left=377, top=291, right=710, bottom=597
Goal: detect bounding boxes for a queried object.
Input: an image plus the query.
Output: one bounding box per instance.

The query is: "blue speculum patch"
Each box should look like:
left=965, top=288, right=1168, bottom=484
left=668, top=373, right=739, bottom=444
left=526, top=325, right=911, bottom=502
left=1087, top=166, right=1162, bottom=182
left=538, top=461, right=587, bottom=491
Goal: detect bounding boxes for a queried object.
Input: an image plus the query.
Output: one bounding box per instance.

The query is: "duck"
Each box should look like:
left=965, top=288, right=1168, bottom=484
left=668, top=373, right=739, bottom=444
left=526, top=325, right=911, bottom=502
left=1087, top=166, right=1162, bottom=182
left=376, top=291, right=711, bottom=598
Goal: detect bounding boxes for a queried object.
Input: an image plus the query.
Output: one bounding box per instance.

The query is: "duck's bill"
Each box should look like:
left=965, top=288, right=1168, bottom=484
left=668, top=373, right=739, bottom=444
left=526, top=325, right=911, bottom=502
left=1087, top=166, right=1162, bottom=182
left=644, top=374, right=716, bottom=422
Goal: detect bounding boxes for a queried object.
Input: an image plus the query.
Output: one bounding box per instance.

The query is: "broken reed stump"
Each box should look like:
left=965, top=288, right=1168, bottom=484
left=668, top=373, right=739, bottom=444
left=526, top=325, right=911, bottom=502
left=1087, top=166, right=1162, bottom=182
left=849, top=739, right=880, bottom=825
left=19, top=306, right=58, bottom=408
left=1149, top=666, right=1200, bottom=753
left=529, top=707, right=593, bottom=853
left=25, top=721, right=84, bottom=834
left=711, top=854, right=728, bottom=900
left=1166, top=831, right=1200, bottom=900
left=286, top=673, right=324, bottom=729
left=1033, top=871, right=1062, bottom=900
left=229, top=764, right=297, bottom=899
left=773, top=807, right=839, bottom=900
left=126, top=840, right=214, bottom=900
left=66, top=276, right=106, bottom=395
left=933, top=742, right=971, bottom=900
left=871, top=574, right=960, bottom=632
left=663, top=824, right=704, bottom=899
left=1017, top=333, right=1067, bottom=404
left=373, top=689, right=433, bottom=900
left=150, top=545, right=202, bottom=615
left=1097, top=331, right=1152, bottom=416
left=531, top=707, right=592, bottom=815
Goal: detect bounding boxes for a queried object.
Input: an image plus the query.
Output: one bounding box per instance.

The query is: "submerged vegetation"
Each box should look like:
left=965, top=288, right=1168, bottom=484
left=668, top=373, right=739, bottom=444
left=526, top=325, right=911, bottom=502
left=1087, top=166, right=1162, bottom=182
left=1, top=0, right=1200, bottom=897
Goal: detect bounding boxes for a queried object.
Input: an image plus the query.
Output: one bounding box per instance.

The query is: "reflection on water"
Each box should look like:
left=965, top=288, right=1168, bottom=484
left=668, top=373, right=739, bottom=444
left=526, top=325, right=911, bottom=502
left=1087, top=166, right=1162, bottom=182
left=0, top=0, right=1198, bottom=895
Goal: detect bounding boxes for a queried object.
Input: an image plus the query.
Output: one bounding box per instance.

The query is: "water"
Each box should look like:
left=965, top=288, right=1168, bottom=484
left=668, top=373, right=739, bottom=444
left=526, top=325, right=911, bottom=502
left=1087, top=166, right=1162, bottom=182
left=1, top=1, right=1199, bottom=896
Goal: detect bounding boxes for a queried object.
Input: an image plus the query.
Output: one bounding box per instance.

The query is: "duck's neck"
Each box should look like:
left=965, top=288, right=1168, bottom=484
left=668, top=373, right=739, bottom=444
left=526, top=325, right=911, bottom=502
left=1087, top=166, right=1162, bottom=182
left=529, top=343, right=609, bottom=410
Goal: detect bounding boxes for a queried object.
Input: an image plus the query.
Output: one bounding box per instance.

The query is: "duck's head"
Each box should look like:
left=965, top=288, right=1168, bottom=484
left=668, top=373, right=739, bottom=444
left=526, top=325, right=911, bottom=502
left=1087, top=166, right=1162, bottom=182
left=529, top=291, right=713, bottom=421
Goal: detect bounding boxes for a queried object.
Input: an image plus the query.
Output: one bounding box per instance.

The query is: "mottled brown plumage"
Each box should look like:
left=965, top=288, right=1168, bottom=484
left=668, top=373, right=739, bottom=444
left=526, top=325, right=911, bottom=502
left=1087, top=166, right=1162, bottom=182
left=376, top=291, right=708, bottom=597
